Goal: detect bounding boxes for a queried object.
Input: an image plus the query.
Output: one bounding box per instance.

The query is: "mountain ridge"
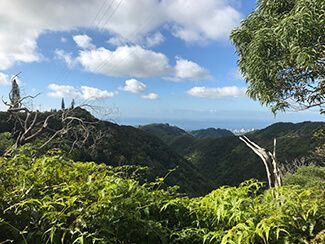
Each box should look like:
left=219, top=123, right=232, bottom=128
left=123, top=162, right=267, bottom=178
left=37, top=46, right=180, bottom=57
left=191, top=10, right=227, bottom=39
left=140, top=121, right=324, bottom=188
left=189, top=127, right=234, bottom=139
left=0, top=109, right=323, bottom=195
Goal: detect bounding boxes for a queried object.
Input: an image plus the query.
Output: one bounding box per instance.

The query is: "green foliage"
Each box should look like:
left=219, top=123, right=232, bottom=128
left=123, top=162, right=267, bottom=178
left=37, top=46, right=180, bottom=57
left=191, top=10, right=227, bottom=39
left=61, top=98, right=65, bottom=110
left=0, top=152, right=324, bottom=243
left=140, top=124, right=234, bottom=143
left=283, top=166, right=325, bottom=189
left=0, top=150, right=177, bottom=243
left=0, top=110, right=212, bottom=196
left=189, top=128, right=234, bottom=139
left=0, top=132, right=13, bottom=154
left=168, top=122, right=324, bottom=188
left=312, top=126, right=325, bottom=160
left=1, top=110, right=323, bottom=196
left=169, top=181, right=324, bottom=244
left=140, top=123, right=189, bottom=144
left=231, top=0, right=325, bottom=113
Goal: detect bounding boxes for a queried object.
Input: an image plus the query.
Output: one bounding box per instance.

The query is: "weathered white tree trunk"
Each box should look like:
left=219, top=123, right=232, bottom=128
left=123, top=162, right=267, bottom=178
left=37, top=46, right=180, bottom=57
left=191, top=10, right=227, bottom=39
left=239, top=136, right=282, bottom=188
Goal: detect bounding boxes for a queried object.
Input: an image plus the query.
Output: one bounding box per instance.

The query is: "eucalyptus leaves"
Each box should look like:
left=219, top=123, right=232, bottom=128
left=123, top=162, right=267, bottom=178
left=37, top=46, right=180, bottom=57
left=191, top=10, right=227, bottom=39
left=231, top=0, right=325, bottom=113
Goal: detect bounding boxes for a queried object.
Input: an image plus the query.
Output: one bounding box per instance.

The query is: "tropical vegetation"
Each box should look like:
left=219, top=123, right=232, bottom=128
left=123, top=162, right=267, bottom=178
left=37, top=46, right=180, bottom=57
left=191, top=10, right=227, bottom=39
left=0, top=150, right=324, bottom=243
left=231, top=0, right=325, bottom=113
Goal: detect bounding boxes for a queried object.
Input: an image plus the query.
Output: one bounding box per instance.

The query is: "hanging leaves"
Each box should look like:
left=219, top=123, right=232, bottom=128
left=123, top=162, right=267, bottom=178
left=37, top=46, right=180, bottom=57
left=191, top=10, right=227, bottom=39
left=231, top=0, right=325, bottom=113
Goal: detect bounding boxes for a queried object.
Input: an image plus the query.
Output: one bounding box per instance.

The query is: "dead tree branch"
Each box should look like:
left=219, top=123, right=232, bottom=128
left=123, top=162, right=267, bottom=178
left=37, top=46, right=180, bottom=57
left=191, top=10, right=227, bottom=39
left=239, top=136, right=282, bottom=188
left=1, top=75, right=111, bottom=157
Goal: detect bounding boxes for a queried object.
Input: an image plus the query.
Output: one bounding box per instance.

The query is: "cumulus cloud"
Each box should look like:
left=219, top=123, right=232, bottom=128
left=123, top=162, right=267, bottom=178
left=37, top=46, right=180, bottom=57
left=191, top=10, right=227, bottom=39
left=107, top=36, right=128, bottom=46
left=142, top=93, right=159, bottom=100
left=0, top=0, right=241, bottom=70
left=54, top=49, right=74, bottom=68
left=73, top=35, right=95, bottom=49
left=48, top=84, right=80, bottom=98
left=75, top=44, right=210, bottom=80
left=173, top=57, right=211, bottom=81
left=48, top=83, right=115, bottom=100
left=0, top=0, right=94, bottom=70
left=187, top=86, right=246, bottom=99
left=164, top=0, right=241, bottom=42
left=122, top=79, right=147, bottom=93
left=77, top=45, right=172, bottom=77
left=80, top=86, right=115, bottom=99
left=0, top=72, right=10, bottom=86
left=145, top=32, right=165, bottom=47
left=107, top=32, right=164, bottom=48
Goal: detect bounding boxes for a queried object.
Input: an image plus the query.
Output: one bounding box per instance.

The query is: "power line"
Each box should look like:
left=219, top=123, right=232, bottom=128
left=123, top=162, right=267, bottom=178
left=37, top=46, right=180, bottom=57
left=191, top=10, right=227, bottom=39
left=56, top=0, right=110, bottom=85
left=57, top=0, right=122, bottom=86
left=94, top=0, right=116, bottom=30
left=93, top=1, right=193, bottom=78
left=90, top=0, right=111, bottom=28
left=92, top=11, right=153, bottom=74
left=99, top=0, right=124, bottom=31
left=93, top=10, right=157, bottom=76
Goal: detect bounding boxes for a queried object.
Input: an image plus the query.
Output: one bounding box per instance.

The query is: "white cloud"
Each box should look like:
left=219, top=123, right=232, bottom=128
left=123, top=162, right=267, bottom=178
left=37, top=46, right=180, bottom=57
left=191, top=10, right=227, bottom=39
left=54, top=49, right=74, bottom=68
left=80, top=86, right=115, bottom=100
left=107, top=32, right=164, bottom=48
left=0, top=0, right=241, bottom=70
left=164, top=0, right=241, bottom=43
left=77, top=45, right=172, bottom=78
left=61, top=37, right=67, bottom=43
left=174, top=57, right=211, bottom=81
left=107, top=36, right=128, bottom=46
left=48, top=83, right=115, bottom=100
left=76, top=45, right=210, bottom=80
left=0, top=72, right=10, bottom=86
left=187, top=86, right=246, bottom=99
left=48, top=83, right=80, bottom=98
left=142, top=93, right=159, bottom=100
left=123, top=79, right=147, bottom=93
left=73, top=35, right=95, bottom=49
left=145, top=32, right=165, bottom=47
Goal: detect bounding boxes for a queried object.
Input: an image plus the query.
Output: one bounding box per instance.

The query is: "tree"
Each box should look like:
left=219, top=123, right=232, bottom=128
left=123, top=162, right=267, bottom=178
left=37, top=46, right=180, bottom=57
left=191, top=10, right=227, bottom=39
left=9, top=77, right=21, bottom=109
left=71, top=99, right=75, bottom=109
left=239, top=136, right=282, bottom=188
left=312, top=126, right=325, bottom=160
left=1, top=77, right=98, bottom=157
left=231, top=0, right=325, bottom=113
left=61, top=98, right=65, bottom=110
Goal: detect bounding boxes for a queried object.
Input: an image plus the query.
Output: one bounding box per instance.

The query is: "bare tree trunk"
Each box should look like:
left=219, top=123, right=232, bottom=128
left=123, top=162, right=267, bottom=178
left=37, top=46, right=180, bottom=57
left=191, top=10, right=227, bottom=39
left=1, top=74, right=105, bottom=157
left=239, top=136, right=282, bottom=188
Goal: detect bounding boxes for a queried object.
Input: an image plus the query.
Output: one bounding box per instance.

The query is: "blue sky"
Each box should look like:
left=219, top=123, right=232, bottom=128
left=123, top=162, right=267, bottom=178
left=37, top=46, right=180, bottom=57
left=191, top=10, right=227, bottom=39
left=0, top=0, right=323, bottom=130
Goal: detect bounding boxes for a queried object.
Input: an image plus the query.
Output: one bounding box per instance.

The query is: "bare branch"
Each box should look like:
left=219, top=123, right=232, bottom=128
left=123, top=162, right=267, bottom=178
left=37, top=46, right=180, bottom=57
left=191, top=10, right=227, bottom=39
left=2, top=77, right=108, bottom=157
left=239, top=136, right=282, bottom=188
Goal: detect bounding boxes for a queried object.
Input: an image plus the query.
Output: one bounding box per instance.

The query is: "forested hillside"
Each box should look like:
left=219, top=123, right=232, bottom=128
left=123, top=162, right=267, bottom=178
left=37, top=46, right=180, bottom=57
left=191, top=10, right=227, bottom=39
left=1, top=108, right=323, bottom=194
left=142, top=122, right=325, bottom=187
left=139, top=123, right=189, bottom=144
left=0, top=0, right=324, bottom=242
left=190, top=128, right=234, bottom=139
left=0, top=109, right=212, bottom=196
left=139, top=123, right=234, bottom=143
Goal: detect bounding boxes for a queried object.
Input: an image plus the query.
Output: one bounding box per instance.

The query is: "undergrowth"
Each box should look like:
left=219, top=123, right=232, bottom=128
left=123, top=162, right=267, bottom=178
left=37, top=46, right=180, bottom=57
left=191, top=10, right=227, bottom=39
left=0, top=150, right=324, bottom=243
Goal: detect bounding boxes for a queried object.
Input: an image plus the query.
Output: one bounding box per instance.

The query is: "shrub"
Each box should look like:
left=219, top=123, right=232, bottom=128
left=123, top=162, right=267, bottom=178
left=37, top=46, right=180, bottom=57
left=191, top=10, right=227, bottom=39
left=283, top=166, right=325, bottom=189
left=0, top=132, right=13, bottom=155
left=0, top=151, right=324, bottom=243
